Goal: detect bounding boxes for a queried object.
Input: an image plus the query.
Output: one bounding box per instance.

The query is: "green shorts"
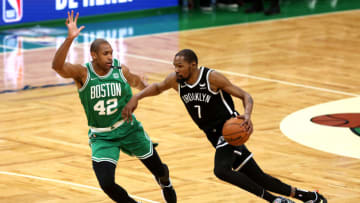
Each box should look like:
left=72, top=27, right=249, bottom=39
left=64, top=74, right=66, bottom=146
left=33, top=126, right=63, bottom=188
left=88, top=120, right=153, bottom=165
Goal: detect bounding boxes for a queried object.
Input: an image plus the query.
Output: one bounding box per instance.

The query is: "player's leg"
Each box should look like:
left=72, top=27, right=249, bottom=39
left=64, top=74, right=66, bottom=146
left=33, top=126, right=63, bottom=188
left=238, top=149, right=327, bottom=203
left=214, top=143, right=280, bottom=202
left=90, top=137, right=138, bottom=203
left=140, top=148, right=177, bottom=203
left=233, top=146, right=292, bottom=195
left=120, top=121, right=176, bottom=203
left=93, top=161, right=138, bottom=203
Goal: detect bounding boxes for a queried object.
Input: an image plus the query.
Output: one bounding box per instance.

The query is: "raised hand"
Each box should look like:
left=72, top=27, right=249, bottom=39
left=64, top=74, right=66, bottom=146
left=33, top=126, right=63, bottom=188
left=66, top=10, right=85, bottom=40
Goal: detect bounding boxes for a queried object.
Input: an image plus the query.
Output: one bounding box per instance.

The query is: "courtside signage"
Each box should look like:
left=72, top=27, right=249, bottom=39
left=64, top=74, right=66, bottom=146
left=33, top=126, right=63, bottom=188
left=0, top=0, right=177, bottom=26
left=55, top=0, right=134, bottom=10
left=2, top=0, right=23, bottom=23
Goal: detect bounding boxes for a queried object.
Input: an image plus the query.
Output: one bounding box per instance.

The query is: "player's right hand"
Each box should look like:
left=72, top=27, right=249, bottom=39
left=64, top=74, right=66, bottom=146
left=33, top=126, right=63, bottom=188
left=236, top=115, right=253, bottom=136
left=66, top=10, right=85, bottom=40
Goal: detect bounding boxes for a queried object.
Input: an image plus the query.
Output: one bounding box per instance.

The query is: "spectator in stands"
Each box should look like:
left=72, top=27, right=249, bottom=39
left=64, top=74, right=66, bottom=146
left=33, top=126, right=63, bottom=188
left=245, top=0, right=280, bottom=15
left=217, top=0, right=240, bottom=10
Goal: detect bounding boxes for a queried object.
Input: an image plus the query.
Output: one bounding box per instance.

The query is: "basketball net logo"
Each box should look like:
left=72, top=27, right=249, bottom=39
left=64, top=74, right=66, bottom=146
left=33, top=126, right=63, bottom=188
left=311, top=113, right=360, bottom=136
left=2, top=0, right=23, bottom=23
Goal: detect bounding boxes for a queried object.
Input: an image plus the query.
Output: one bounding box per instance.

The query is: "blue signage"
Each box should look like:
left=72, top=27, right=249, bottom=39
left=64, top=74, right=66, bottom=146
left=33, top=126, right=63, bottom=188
left=1, top=0, right=178, bottom=26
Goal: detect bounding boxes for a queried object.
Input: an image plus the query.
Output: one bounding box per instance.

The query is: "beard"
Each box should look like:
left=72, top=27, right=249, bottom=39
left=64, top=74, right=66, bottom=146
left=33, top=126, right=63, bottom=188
left=176, top=78, right=187, bottom=84
left=176, top=74, right=189, bottom=84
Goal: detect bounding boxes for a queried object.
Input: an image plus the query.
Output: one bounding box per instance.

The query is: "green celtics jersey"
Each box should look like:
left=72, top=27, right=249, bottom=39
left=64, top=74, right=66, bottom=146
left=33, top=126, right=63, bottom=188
left=78, top=58, right=132, bottom=128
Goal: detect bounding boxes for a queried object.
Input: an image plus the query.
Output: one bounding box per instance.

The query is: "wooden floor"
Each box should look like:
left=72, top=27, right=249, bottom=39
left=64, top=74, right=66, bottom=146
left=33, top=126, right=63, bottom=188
left=1, top=10, right=360, bottom=203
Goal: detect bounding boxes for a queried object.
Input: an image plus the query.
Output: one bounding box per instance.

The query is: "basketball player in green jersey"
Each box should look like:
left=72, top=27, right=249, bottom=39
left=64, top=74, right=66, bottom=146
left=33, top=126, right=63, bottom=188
left=51, top=11, right=177, bottom=203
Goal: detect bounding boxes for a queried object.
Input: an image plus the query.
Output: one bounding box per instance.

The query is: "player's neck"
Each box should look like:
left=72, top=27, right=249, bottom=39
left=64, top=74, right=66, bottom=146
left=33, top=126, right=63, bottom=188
left=186, top=68, right=200, bottom=85
left=92, top=62, right=111, bottom=76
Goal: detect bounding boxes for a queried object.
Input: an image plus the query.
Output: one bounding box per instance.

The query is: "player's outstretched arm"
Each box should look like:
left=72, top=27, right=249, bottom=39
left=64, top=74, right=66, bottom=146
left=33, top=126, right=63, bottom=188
left=121, top=65, right=148, bottom=90
left=122, top=72, right=177, bottom=121
left=52, top=11, right=85, bottom=80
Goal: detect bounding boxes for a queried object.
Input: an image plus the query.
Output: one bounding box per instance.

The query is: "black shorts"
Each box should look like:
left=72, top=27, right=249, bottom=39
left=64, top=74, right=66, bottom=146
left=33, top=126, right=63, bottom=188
left=204, top=123, right=253, bottom=171
left=215, top=136, right=253, bottom=171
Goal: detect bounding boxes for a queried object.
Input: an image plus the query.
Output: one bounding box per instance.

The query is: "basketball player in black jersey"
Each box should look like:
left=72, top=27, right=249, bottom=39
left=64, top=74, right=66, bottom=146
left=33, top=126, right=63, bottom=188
left=122, top=49, right=327, bottom=203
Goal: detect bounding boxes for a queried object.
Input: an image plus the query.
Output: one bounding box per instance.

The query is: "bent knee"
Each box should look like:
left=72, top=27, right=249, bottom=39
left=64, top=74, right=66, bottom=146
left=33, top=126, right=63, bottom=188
left=214, top=166, right=231, bottom=181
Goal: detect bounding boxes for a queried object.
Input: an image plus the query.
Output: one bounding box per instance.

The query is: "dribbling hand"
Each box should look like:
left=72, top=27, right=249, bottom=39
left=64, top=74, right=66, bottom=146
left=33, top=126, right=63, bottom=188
left=236, top=115, right=253, bottom=136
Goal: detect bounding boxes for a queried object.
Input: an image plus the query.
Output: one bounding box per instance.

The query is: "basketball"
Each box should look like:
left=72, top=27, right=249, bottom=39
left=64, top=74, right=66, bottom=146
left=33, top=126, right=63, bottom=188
left=222, top=117, right=250, bottom=146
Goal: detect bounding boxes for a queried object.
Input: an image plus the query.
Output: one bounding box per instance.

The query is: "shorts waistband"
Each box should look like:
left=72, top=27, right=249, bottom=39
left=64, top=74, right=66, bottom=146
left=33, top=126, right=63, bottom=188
left=90, top=119, right=125, bottom=133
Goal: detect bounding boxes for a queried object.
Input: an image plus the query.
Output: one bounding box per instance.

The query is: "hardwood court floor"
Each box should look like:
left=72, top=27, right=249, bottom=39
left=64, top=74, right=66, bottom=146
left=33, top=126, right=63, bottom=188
left=1, top=10, right=360, bottom=203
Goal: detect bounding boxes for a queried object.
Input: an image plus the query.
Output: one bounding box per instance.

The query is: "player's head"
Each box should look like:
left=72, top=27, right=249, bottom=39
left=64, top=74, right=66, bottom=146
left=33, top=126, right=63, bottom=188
left=90, top=38, right=113, bottom=69
left=173, top=49, right=198, bottom=83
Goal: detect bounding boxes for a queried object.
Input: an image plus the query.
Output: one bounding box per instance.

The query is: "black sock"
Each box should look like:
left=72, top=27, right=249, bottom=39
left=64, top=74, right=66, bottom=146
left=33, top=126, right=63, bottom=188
left=140, top=149, right=171, bottom=186
left=294, top=188, right=316, bottom=201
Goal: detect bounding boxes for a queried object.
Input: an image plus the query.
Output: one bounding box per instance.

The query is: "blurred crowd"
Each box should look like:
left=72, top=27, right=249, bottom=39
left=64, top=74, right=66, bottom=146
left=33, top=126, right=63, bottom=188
left=181, top=0, right=280, bottom=16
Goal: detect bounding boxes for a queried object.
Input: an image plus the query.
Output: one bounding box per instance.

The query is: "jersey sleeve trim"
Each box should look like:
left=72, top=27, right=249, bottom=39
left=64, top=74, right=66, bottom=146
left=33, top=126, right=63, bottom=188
left=119, top=68, right=128, bottom=83
left=78, top=65, right=90, bottom=92
left=220, top=90, right=234, bottom=115
left=207, top=69, right=219, bottom=95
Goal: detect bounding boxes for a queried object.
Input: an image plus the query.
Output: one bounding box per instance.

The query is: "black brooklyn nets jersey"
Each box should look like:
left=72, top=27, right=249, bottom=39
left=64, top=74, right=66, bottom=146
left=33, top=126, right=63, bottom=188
left=179, top=67, right=237, bottom=131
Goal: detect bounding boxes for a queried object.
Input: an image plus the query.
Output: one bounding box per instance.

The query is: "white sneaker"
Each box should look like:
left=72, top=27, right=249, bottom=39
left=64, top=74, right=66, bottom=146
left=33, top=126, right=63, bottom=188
left=227, top=3, right=238, bottom=9
left=200, top=6, right=213, bottom=12
left=304, top=191, right=328, bottom=203
left=217, top=3, right=227, bottom=8
left=273, top=197, right=295, bottom=203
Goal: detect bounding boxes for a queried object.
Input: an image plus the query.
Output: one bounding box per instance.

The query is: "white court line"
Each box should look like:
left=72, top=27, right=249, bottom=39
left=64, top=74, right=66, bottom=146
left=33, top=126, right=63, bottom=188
left=0, top=171, right=160, bottom=203
left=1, top=9, right=359, bottom=98
left=124, top=53, right=360, bottom=97
left=3, top=33, right=358, bottom=98
left=125, top=53, right=172, bottom=65
left=220, top=70, right=360, bottom=97
left=20, top=10, right=360, bottom=97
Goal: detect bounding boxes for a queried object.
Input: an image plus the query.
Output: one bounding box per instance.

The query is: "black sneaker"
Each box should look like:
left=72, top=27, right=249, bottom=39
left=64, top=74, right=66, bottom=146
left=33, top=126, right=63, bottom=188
left=304, top=191, right=327, bottom=203
left=155, top=164, right=177, bottom=203
left=160, top=184, right=177, bottom=203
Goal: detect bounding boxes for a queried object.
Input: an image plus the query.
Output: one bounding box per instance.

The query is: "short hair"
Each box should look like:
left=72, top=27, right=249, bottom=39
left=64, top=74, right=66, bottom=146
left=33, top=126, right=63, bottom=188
left=175, top=49, right=198, bottom=64
left=90, top=38, right=110, bottom=53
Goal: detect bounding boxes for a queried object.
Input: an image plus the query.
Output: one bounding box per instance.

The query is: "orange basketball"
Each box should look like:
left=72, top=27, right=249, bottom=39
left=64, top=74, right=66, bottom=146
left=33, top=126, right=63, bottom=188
left=222, top=117, right=250, bottom=146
